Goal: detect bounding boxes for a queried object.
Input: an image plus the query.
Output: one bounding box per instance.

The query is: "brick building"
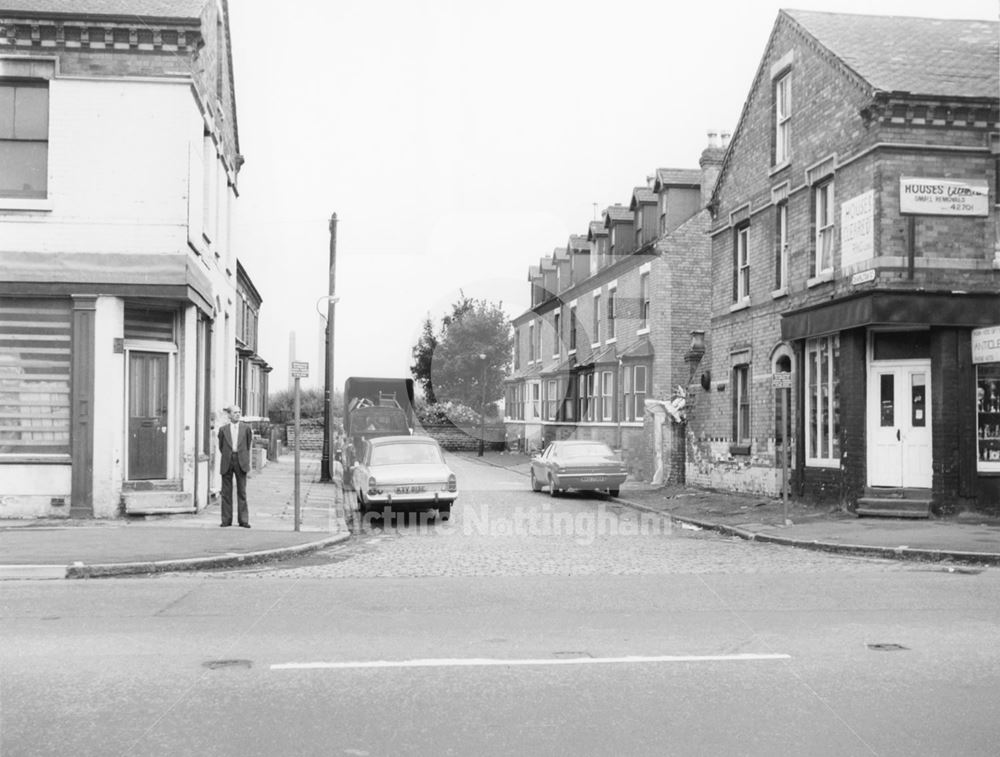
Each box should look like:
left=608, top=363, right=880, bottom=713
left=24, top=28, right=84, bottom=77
left=692, top=10, right=1000, bottom=514
left=506, top=142, right=721, bottom=481
left=0, top=0, right=262, bottom=517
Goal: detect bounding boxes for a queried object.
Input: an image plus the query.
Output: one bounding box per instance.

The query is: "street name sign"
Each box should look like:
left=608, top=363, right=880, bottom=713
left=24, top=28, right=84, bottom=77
left=290, top=361, right=310, bottom=379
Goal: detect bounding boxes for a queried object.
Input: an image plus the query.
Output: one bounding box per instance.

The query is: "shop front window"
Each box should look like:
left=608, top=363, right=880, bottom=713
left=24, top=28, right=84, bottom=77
left=977, top=364, right=1000, bottom=469
left=806, top=335, right=840, bottom=466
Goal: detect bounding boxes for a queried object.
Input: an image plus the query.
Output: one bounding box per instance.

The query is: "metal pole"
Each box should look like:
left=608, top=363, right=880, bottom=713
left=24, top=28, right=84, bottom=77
left=294, top=376, right=301, bottom=531
left=320, top=213, right=338, bottom=482
left=478, top=354, right=487, bottom=457
left=782, top=386, right=790, bottom=523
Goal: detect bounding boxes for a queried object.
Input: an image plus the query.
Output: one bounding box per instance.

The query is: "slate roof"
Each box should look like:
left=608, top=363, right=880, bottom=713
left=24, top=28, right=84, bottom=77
left=604, top=205, right=633, bottom=225
left=2, top=0, right=206, bottom=18
left=655, top=168, right=700, bottom=188
left=567, top=234, right=589, bottom=252
left=632, top=187, right=657, bottom=205
left=588, top=220, right=607, bottom=239
left=786, top=10, right=999, bottom=99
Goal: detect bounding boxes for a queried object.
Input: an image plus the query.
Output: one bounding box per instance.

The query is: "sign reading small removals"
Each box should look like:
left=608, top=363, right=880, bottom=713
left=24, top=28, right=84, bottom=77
left=900, top=177, right=989, bottom=216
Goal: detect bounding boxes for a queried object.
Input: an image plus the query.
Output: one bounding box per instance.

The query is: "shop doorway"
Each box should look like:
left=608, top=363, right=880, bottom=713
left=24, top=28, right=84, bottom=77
left=128, top=351, right=169, bottom=480
left=867, top=360, right=931, bottom=488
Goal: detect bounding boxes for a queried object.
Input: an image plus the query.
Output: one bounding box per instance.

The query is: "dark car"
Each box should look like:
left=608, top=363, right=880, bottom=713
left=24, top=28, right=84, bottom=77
left=530, top=440, right=628, bottom=497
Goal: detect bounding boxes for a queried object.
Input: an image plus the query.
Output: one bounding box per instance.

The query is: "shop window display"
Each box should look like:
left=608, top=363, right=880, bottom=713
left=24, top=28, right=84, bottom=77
left=977, top=365, right=1000, bottom=469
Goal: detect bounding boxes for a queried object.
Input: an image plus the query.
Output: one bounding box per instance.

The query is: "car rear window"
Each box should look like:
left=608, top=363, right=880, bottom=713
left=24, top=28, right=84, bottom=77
left=560, top=443, right=614, bottom=458
left=370, top=442, right=443, bottom=466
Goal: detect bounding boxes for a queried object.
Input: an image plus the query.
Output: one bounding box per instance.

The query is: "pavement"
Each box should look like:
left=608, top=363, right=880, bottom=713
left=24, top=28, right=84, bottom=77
left=3, top=449, right=1000, bottom=580
left=0, top=453, right=350, bottom=580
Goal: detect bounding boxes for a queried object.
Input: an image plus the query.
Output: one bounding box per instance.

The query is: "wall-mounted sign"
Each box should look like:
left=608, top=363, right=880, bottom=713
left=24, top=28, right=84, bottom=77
left=972, top=326, right=1000, bottom=364
left=841, top=190, right=874, bottom=268
left=900, top=177, right=989, bottom=216
left=851, top=269, right=876, bottom=286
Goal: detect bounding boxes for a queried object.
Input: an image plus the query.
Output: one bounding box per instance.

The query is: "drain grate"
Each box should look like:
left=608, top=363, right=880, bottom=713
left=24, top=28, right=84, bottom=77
left=203, top=659, right=253, bottom=670
left=866, top=643, right=908, bottom=652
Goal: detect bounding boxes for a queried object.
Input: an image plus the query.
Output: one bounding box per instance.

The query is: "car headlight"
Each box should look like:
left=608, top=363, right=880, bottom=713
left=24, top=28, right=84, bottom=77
left=368, top=476, right=380, bottom=495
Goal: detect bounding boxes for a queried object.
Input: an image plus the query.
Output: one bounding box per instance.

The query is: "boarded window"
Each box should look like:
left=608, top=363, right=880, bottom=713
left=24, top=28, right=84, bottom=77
left=124, top=307, right=175, bottom=342
left=0, top=298, right=71, bottom=456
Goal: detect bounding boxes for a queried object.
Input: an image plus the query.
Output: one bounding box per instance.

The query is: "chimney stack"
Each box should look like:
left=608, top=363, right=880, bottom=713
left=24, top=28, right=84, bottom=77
left=700, top=129, right=728, bottom=209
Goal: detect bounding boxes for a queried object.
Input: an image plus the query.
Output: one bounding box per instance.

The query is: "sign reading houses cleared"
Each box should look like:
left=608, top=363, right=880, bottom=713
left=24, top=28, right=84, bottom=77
left=900, top=177, right=989, bottom=217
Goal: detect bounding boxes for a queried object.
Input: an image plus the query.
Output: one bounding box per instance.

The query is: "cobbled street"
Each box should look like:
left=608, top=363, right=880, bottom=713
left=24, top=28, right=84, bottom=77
left=200, top=455, right=913, bottom=579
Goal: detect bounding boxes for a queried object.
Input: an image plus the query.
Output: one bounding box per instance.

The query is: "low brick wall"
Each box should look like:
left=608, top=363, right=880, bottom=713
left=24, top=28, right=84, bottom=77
left=421, top=422, right=506, bottom=452
left=285, top=420, right=325, bottom=453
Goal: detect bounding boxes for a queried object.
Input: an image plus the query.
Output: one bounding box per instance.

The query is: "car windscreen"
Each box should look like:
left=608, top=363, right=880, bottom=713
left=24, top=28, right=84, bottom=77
left=370, top=442, right=443, bottom=466
left=558, top=443, right=615, bottom=459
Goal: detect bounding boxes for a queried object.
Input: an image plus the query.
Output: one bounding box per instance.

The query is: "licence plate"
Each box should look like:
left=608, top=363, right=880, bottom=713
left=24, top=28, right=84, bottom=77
left=395, top=485, right=426, bottom=493
left=579, top=477, right=603, bottom=482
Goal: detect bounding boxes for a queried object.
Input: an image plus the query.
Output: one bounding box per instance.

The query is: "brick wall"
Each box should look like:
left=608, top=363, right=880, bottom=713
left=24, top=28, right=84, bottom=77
left=422, top=423, right=506, bottom=452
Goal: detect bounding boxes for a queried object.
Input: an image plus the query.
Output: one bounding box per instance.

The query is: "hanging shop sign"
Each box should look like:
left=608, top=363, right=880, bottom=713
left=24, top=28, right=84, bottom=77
left=972, top=325, right=1000, bottom=364
left=900, top=177, right=989, bottom=216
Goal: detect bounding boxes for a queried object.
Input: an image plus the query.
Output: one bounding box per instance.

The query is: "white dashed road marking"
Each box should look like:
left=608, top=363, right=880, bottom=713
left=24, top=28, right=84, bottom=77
left=271, top=653, right=791, bottom=670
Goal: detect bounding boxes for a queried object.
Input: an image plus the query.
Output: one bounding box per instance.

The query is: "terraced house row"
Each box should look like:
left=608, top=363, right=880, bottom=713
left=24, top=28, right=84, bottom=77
left=506, top=9, right=1000, bottom=515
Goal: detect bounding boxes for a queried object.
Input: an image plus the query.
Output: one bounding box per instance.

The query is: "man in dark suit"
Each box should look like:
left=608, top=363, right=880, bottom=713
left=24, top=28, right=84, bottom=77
left=218, top=405, right=253, bottom=528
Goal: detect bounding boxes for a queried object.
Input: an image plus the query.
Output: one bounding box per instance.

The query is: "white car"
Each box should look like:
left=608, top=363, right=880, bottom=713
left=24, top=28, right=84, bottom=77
left=351, top=435, right=458, bottom=520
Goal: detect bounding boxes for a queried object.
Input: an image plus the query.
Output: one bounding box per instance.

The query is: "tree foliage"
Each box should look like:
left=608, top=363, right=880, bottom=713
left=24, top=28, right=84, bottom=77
left=410, top=294, right=511, bottom=413
left=268, top=387, right=342, bottom=424
left=410, top=315, right=438, bottom=404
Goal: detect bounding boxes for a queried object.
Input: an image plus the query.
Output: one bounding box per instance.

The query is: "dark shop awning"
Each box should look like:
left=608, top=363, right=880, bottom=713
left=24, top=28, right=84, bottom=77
left=781, top=290, right=1000, bottom=341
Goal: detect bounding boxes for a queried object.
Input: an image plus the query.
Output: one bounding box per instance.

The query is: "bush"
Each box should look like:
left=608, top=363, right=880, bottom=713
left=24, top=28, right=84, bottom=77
left=417, top=401, right=481, bottom=426
left=268, top=387, right=335, bottom=423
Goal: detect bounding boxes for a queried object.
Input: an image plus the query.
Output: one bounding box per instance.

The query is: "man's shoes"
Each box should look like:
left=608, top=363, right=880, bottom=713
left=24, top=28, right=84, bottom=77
left=239, top=523, right=251, bottom=528
left=220, top=523, right=232, bottom=527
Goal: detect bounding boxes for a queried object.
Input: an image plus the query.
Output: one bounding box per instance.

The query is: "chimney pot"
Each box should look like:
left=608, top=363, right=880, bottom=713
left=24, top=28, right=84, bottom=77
left=707, top=130, right=720, bottom=148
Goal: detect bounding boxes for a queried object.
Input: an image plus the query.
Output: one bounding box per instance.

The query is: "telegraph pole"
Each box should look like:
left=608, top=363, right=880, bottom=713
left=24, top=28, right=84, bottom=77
left=320, top=213, right=338, bottom=482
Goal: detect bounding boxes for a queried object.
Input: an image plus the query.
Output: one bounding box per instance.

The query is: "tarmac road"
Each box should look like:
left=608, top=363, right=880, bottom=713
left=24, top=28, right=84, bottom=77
left=3, top=458, right=999, bottom=756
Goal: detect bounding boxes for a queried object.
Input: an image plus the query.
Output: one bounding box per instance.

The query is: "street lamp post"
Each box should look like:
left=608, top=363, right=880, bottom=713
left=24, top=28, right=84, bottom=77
left=478, top=353, right=487, bottom=457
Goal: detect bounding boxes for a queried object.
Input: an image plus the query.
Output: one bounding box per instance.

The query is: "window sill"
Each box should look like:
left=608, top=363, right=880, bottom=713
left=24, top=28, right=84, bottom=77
left=636, top=327, right=650, bottom=336
left=771, top=287, right=788, bottom=300
left=605, top=337, right=617, bottom=345
left=806, top=459, right=840, bottom=469
left=769, top=161, right=790, bottom=177
left=0, top=455, right=71, bottom=464
left=590, top=342, right=601, bottom=349
left=807, top=270, right=834, bottom=288
left=729, top=444, right=751, bottom=456
left=0, top=198, right=53, bottom=212
left=729, top=298, right=751, bottom=313
left=568, top=349, right=577, bottom=356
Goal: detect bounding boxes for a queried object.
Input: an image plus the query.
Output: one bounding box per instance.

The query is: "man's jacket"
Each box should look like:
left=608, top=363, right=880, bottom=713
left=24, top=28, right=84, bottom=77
left=218, top=422, right=253, bottom=473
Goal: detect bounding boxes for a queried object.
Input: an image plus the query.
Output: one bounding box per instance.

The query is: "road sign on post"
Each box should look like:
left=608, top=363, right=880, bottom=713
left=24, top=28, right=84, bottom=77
left=291, top=361, right=309, bottom=379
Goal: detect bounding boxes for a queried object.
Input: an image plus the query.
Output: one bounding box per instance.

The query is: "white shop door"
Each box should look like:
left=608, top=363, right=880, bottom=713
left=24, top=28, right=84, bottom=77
left=867, top=361, right=931, bottom=488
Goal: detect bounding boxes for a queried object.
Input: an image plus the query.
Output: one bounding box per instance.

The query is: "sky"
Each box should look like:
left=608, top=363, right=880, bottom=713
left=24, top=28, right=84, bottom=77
left=228, top=0, right=1000, bottom=393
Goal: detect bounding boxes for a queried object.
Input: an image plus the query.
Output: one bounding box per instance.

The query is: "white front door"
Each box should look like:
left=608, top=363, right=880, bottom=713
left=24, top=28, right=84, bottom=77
left=867, top=361, right=932, bottom=488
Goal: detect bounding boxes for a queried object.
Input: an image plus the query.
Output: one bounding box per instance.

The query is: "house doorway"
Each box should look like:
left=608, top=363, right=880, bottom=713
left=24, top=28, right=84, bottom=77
left=128, top=351, right=169, bottom=480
